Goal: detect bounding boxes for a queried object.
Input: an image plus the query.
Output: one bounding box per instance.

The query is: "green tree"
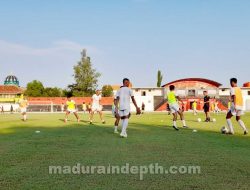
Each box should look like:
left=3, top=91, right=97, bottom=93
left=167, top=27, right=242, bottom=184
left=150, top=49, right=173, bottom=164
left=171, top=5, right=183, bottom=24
left=62, top=89, right=72, bottom=97
left=157, top=70, right=163, bottom=87
left=70, top=50, right=101, bottom=96
left=102, top=85, right=113, bottom=97
left=25, top=80, right=45, bottom=97
left=44, top=87, right=63, bottom=97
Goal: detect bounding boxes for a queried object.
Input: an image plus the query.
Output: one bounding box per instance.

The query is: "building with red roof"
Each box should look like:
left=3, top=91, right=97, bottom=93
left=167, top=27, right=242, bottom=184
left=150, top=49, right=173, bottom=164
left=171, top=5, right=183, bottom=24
left=0, top=75, right=24, bottom=103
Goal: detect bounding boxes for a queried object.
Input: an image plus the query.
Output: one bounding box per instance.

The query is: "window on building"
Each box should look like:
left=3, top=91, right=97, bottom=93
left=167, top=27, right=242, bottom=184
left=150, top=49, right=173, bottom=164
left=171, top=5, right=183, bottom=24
left=176, top=90, right=186, bottom=96
left=188, top=90, right=195, bottom=97
left=141, top=91, right=146, bottom=96
left=248, top=91, right=250, bottom=96
left=208, top=90, right=217, bottom=95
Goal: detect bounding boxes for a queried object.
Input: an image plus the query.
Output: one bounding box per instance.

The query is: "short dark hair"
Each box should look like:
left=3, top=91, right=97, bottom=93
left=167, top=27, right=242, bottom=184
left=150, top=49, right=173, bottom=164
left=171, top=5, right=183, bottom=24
left=169, top=85, right=175, bottom=91
left=203, top=91, right=207, bottom=93
left=123, top=78, right=130, bottom=83
left=67, top=92, right=73, bottom=98
left=230, top=78, right=237, bottom=84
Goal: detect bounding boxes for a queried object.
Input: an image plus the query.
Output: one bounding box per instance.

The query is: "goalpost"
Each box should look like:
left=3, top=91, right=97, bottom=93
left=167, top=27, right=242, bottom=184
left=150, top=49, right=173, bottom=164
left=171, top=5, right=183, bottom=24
left=27, top=100, right=54, bottom=113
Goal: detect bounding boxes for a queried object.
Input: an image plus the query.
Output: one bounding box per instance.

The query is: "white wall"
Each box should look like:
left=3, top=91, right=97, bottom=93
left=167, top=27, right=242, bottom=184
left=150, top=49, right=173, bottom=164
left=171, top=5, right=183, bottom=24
left=0, top=103, right=19, bottom=112
left=130, top=88, right=165, bottom=112
left=133, top=88, right=164, bottom=97
left=219, top=89, right=230, bottom=96
left=242, top=88, right=250, bottom=111
left=244, top=98, right=250, bottom=111
left=130, top=96, right=154, bottom=112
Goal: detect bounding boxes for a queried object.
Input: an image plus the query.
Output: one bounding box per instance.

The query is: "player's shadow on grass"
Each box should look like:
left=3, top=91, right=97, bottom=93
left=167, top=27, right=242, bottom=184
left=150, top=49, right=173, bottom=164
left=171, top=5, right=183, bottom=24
left=58, top=119, right=91, bottom=124
left=1, top=120, right=249, bottom=139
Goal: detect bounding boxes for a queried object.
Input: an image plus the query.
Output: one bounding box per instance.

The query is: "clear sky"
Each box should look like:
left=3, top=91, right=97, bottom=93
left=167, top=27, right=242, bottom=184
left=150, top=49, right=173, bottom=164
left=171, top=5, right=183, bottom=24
left=0, top=0, right=250, bottom=88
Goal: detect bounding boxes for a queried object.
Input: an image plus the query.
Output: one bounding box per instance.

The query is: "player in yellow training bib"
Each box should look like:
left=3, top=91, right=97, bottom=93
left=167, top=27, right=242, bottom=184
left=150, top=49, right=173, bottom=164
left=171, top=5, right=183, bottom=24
left=64, top=95, right=80, bottom=123
left=167, top=85, right=188, bottom=131
left=226, top=78, right=248, bottom=135
left=192, top=100, right=197, bottom=115
left=19, top=97, right=29, bottom=121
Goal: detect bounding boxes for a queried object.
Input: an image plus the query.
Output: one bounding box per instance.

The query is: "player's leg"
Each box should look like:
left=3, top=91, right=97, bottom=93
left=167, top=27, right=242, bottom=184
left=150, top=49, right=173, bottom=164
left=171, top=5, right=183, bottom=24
left=207, top=110, right=211, bottom=121
left=114, top=114, right=120, bottom=133
left=120, top=110, right=130, bottom=137
left=205, top=109, right=210, bottom=122
left=22, top=112, right=27, bottom=121
left=88, top=108, right=91, bottom=120
left=178, top=110, right=187, bottom=128
left=98, top=110, right=105, bottom=124
left=236, top=113, right=248, bottom=135
left=73, top=112, right=80, bottom=122
left=21, top=108, right=27, bottom=121
left=172, top=112, right=179, bottom=131
left=24, top=112, right=27, bottom=121
left=121, top=116, right=129, bottom=138
left=170, top=104, right=179, bottom=131
left=204, top=108, right=207, bottom=121
left=89, top=110, right=94, bottom=124
left=64, top=111, right=70, bottom=123
left=226, top=111, right=234, bottom=134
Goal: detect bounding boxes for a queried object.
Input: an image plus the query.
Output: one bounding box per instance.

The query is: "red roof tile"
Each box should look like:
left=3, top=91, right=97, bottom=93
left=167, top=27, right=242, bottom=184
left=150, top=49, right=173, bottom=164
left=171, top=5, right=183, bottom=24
left=0, top=85, right=24, bottom=94
left=162, top=78, right=222, bottom=88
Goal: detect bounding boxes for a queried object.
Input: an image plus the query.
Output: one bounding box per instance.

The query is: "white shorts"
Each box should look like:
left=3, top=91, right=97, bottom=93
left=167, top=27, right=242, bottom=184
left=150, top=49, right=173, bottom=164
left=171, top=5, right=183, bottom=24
left=92, top=104, right=102, bottom=112
left=229, top=104, right=243, bottom=116
left=169, top=103, right=180, bottom=113
left=67, top=109, right=77, bottom=113
left=20, top=108, right=27, bottom=113
left=119, top=110, right=130, bottom=117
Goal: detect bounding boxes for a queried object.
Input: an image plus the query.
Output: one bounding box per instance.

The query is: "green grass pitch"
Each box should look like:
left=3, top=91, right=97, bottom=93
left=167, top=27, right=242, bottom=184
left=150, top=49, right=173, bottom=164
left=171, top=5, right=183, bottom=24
left=0, top=112, right=249, bottom=190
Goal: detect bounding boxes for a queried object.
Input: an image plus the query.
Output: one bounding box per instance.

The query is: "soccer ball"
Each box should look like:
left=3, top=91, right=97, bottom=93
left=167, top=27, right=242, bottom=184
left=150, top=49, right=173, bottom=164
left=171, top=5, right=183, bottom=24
left=212, top=118, right=216, bottom=122
left=197, top=118, right=201, bottom=122
left=221, top=126, right=228, bottom=134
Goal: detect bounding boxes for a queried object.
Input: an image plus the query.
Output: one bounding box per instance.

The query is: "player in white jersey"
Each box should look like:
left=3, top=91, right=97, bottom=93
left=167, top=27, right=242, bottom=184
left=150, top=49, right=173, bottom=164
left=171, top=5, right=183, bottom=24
left=114, top=78, right=141, bottom=138
left=90, top=90, right=105, bottom=124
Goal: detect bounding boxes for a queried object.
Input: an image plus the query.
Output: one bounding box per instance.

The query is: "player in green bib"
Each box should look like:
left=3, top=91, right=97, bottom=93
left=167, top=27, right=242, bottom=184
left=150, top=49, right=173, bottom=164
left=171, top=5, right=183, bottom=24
left=167, top=85, right=187, bottom=131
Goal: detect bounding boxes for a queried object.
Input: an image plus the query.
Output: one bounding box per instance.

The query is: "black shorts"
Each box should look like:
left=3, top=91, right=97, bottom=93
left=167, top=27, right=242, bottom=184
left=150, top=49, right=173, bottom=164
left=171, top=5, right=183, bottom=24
left=204, top=105, right=209, bottom=112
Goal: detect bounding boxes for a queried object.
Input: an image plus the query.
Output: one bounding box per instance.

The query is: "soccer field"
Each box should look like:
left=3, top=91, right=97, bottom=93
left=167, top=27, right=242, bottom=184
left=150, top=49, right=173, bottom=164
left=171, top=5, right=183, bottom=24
left=0, top=112, right=249, bottom=190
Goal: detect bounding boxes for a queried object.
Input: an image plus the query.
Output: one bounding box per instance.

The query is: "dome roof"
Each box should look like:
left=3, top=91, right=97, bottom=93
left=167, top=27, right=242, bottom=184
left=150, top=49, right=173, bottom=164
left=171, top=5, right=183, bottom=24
left=4, top=75, right=20, bottom=86
left=162, top=78, right=222, bottom=88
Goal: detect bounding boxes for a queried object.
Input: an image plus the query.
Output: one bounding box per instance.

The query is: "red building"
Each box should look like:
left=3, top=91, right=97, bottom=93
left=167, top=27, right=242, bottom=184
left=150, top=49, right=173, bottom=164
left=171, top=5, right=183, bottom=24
left=0, top=75, right=24, bottom=103
left=157, top=78, right=226, bottom=111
